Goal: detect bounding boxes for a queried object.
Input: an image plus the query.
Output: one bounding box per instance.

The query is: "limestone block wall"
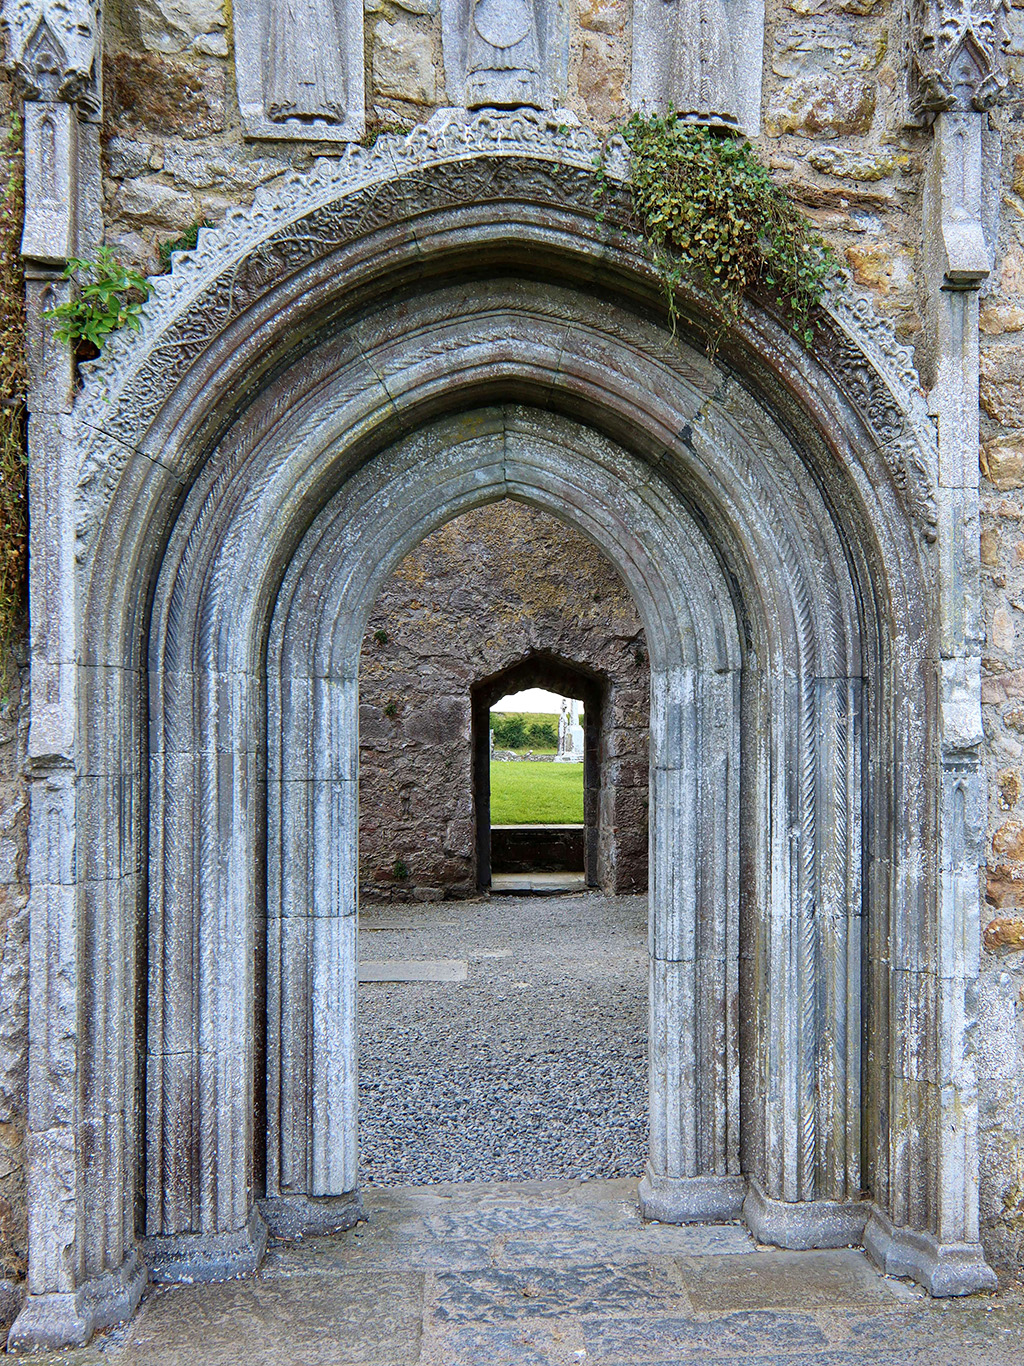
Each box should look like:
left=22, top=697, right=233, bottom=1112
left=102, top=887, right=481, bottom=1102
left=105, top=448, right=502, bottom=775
left=97, top=0, right=923, bottom=331
left=975, top=39, right=1024, bottom=1274
left=358, top=501, right=650, bottom=901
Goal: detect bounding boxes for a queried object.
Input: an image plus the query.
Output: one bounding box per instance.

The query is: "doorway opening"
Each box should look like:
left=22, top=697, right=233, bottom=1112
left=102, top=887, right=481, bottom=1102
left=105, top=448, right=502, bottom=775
left=355, top=499, right=650, bottom=1186
left=475, top=662, right=602, bottom=894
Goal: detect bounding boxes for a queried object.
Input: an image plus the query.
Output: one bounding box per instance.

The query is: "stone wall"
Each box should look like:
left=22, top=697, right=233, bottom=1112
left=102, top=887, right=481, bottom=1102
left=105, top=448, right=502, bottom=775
left=358, top=500, right=650, bottom=901
left=97, top=0, right=924, bottom=338
left=0, top=641, right=27, bottom=1308
left=975, top=32, right=1024, bottom=1275
left=3, top=0, right=1024, bottom=1307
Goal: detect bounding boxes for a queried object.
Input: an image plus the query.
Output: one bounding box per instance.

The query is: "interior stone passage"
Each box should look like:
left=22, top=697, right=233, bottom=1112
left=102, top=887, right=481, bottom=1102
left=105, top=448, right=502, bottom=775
left=358, top=501, right=650, bottom=902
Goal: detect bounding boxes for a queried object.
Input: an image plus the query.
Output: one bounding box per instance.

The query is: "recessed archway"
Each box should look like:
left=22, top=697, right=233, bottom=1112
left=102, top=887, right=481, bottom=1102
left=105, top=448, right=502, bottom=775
left=13, top=113, right=994, bottom=1353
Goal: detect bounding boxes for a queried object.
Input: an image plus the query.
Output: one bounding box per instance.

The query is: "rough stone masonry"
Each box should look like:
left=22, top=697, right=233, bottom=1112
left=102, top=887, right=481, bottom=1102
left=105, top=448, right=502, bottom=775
left=358, top=501, right=649, bottom=902
left=0, top=0, right=1023, bottom=1350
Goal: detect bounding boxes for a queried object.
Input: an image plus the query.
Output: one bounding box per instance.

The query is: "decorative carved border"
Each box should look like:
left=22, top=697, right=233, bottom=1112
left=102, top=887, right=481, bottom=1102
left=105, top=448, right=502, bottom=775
left=72, top=108, right=937, bottom=548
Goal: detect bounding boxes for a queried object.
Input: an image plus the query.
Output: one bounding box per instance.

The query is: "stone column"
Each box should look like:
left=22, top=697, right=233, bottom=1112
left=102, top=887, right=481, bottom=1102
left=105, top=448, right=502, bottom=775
left=1, top=0, right=147, bottom=1349
left=864, top=0, right=1003, bottom=1292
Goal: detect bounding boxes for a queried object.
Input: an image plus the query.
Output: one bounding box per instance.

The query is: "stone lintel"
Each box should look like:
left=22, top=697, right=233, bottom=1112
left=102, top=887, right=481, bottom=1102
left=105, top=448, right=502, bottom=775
left=142, top=1208, right=268, bottom=1284
left=863, top=1204, right=997, bottom=1296
left=8, top=1248, right=146, bottom=1353
left=638, top=1166, right=746, bottom=1223
left=259, top=1191, right=364, bottom=1239
left=742, top=1179, right=870, bottom=1251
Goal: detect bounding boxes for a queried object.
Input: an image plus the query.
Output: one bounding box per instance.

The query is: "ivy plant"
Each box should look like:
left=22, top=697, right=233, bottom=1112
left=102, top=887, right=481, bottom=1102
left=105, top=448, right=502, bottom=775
left=44, top=246, right=151, bottom=350
left=600, top=113, right=837, bottom=349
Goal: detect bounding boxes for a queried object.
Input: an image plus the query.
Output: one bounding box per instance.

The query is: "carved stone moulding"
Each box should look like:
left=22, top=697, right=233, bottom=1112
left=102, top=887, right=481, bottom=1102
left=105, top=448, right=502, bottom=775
left=864, top=1206, right=998, bottom=1296
left=910, top=0, right=1009, bottom=115
left=631, top=0, right=765, bottom=134
left=5, top=1249, right=147, bottom=1353
left=142, top=1210, right=268, bottom=1285
left=233, top=0, right=365, bottom=141
left=0, top=0, right=100, bottom=108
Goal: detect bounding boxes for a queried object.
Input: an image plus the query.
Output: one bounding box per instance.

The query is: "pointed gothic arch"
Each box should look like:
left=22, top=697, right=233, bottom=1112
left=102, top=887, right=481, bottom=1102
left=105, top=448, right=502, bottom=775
left=13, top=112, right=993, bottom=1351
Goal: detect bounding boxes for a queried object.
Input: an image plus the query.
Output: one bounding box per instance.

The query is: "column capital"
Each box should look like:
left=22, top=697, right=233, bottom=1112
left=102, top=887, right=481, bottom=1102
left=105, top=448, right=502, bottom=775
left=1, top=0, right=99, bottom=112
left=911, top=0, right=1009, bottom=117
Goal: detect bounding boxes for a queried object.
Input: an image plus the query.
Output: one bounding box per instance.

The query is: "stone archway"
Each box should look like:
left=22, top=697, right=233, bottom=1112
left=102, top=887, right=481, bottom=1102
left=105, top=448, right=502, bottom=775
left=12, top=112, right=993, bottom=1351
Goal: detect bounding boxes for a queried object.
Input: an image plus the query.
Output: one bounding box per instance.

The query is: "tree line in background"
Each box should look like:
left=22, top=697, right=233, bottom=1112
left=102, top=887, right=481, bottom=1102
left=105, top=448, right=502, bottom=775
left=491, top=713, right=558, bottom=750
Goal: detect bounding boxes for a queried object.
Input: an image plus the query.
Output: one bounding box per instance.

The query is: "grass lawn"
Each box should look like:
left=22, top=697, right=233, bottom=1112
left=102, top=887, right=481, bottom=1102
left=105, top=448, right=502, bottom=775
left=490, top=761, right=584, bottom=824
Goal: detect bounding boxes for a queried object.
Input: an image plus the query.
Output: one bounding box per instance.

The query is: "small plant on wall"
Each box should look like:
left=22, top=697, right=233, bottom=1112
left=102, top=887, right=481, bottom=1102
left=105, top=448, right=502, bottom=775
left=43, top=247, right=151, bottom=356
left=598, top=113, right=837, bottom=350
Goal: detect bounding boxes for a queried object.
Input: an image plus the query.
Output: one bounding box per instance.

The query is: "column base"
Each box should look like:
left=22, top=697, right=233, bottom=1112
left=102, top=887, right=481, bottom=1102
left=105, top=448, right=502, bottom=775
left=742, top=1179, right=870, bottom=1250
left=7, top=1247, right=146, bottom=1352
left=638, top=1165, right=746, bottom=1223
left=259, top=1190, right=364, bottom=1239
left=864, top=1205, right=998, bottom=1297
left=143, top=1207, right=268, bottom=1284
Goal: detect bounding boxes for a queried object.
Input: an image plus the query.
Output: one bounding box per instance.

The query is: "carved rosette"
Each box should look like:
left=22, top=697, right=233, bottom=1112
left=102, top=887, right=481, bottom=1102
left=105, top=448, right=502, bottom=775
left=911, top=0, right=1009, bottom=115
left=1, top=0, right=99, bottom=107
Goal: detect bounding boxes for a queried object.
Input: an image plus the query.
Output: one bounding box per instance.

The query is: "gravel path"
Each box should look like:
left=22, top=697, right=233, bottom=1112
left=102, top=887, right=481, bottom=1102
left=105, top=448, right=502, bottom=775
left=357, top=892, right=648, bottom=1186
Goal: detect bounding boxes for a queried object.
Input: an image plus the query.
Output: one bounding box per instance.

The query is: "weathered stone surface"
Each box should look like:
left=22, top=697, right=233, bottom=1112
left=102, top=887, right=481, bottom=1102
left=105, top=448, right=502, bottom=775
left=103, top=52, right=226, bottom=138
left=982, top=347, right=1024, bottom=427
left=986, top=862, right=1024, bottom=908
left=103, top=137, right=154, bottom=180
left=114, top=176, right=198, bottom=228
left=993, top=820, right=1024, bottom=859
left=767, top=20, right=878, bottom=136
left=984, top=915, right=1024, bottom=950
left=845, top=241, right=914, bottom=295
left=372, top=16, right=437, bottom=104
left=982, top=436, right=1024, bottom=490
left=767, top=78, right=876, bottom=135
left=993, top=606, right=1017, bottom=652
left=982, top=668, right=1024, bottom=705
left=577, top=0, right=625, bottom=35
left=578, top=33, right=624, bottom=123
left=0, top=657, right=28, bottom=1297
left=999, top=768, right=1022, bottom=810
left=134, top=0, right=228, bottom=55
left=161, top=144, right=292, bottom=191
left=980, top=301, right=1024, bottom=335
left=807, top=147, right=905, bottom=181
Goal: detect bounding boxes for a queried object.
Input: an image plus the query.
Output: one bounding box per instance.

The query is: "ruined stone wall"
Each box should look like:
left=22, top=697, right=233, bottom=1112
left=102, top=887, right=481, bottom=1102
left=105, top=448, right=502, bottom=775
left=358, top=500, right=649, bottom=901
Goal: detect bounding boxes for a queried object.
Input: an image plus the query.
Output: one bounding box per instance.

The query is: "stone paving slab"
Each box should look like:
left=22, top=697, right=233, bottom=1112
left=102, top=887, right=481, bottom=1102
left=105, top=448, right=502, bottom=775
left=20, top=1179, right=1024, bottom=1366
left=430, top=1263, right=694, bottom=1323
left=358, top=959, right=469, bottom=982
left=679, top=1248, right=911, bottom=1312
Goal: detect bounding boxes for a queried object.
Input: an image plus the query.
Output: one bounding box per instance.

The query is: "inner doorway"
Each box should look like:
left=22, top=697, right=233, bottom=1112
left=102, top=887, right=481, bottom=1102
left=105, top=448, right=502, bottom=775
left=474, top=661, right=602, bottom=893
left=488, top=683, right=587, bottom=893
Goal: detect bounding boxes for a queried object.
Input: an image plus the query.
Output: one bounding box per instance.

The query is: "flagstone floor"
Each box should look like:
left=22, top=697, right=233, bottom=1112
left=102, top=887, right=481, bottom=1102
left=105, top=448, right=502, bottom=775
left=33, top=1177, right=1024, bottom=1366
